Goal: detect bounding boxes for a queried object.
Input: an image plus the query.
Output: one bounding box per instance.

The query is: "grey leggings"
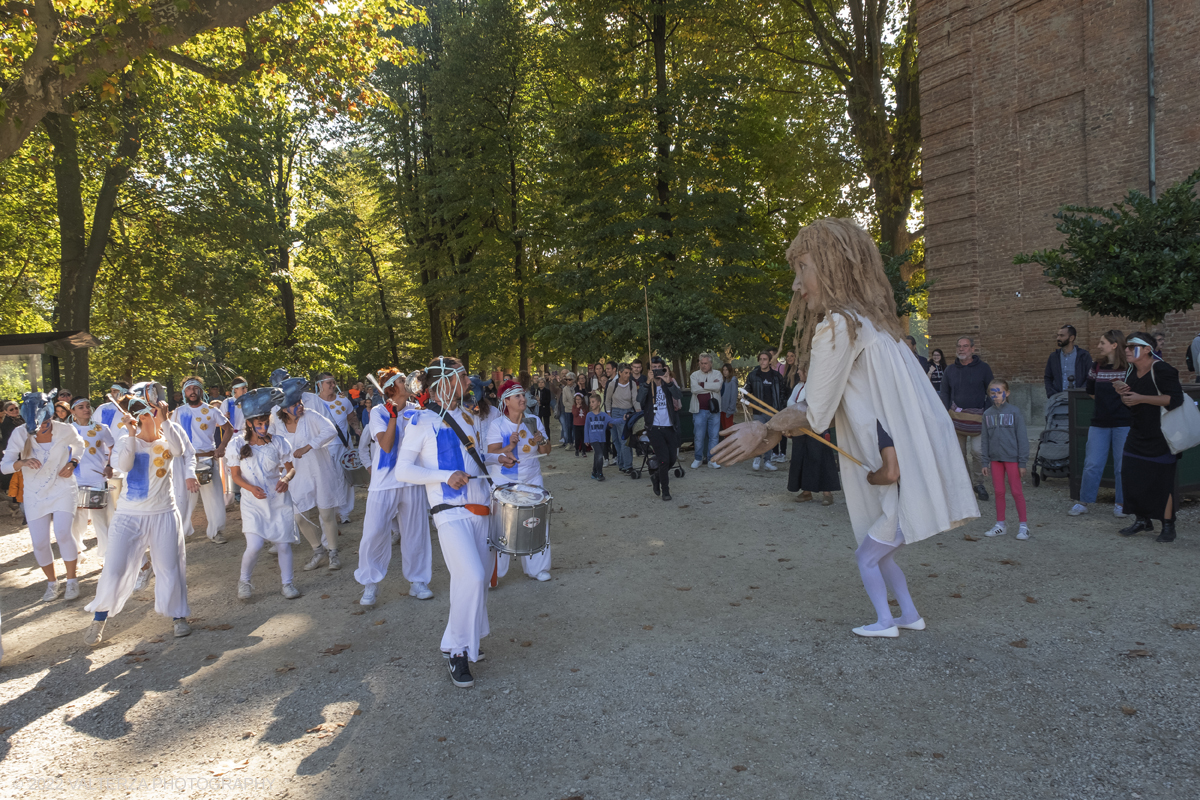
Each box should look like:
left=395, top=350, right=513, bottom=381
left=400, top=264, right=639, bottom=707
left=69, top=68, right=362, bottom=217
left=295, top=506, right=339, bottom=551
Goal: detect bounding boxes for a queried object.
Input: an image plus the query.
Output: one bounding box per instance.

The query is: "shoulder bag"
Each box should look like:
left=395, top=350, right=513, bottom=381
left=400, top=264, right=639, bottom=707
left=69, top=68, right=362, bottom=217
left=1148, top=364, right=1200, bottom=454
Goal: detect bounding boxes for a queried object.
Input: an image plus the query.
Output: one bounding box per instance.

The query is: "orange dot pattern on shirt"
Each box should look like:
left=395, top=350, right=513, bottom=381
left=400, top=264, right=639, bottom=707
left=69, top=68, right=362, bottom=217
left=522, top=445, right=531, bottom=453
left=88, top=447, right=96, bottom=454
left=156, top=468, right=167, bottom=478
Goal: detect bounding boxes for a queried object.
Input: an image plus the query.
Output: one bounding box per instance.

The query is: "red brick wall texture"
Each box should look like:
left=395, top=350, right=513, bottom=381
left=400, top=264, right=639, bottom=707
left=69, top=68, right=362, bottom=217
left=918, top=0, right=1200, bottom=382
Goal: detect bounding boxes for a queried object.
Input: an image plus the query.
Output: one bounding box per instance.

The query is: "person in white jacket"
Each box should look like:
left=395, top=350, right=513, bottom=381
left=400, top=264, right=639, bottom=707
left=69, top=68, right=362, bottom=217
left=170, top=376, right=231, bottom=544
left=688, top=355, right=725, bottom=470
left=84, top=392, right=192, bottom=645
left=394, top=357, right=516, bottom=688
left=304, top=371, right=360, bottom=523
left=713, top=218, right=979, bottom=639
left=271, top=376, right=344, bottom=571
left=2, top=390, right=86, bottom=601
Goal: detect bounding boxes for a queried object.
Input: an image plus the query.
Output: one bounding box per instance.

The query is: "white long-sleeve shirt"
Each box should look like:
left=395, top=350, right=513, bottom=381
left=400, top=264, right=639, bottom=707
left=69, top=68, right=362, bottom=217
left=394, top=405, right=500, bottom=522
left=110, top=422, right=186, bottom=515
left=1, top=421, right=86, bottom=519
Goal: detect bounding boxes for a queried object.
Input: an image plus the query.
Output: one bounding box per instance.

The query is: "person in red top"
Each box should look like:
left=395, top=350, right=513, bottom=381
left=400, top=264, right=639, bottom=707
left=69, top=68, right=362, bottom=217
left=571, top=393, right=588, bottom=456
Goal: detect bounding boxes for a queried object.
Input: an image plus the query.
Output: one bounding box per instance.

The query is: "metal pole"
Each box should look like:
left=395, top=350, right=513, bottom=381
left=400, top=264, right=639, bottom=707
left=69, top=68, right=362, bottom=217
left=1148, top=0, right=1156, bottom=201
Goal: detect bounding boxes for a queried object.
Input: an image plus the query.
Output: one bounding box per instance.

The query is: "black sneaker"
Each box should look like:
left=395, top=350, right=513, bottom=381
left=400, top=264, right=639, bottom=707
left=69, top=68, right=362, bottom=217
left=973, top=484, right=989, bottom=501
left=1120, top=517, right=1153, bottom=537
left=597, top=474, right=605, bottom=481
left=448, top=653, right=474, bottom=687
left=662, top=490, right=672, bottom=502
left=651, top=473, right=661, bottom=496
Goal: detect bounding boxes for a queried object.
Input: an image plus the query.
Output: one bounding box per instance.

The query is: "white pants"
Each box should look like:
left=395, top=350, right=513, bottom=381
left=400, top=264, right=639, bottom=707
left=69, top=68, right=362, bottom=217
left=295, top=506, right=340, bottom=552
left=354, top=486, right=432, bottom=586
left=435, top=515, right=490, bottom=661
left=183, top=479, right=226, bottom=539
left=496, top=543, right=552, bottom=579
left=28, top=511, right=77, bottom=567
left=73, top=503, right=113, bottom=559
left=241, top=534, right=294, bottom=586
left=86, top=510, right=189, bottom=619
left=338, top=474, right=355, bottom=520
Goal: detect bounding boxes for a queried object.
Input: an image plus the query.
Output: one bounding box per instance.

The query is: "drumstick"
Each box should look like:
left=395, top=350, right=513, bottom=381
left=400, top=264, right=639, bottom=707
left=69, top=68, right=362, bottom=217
left=737, top=388, right=866, bottom=468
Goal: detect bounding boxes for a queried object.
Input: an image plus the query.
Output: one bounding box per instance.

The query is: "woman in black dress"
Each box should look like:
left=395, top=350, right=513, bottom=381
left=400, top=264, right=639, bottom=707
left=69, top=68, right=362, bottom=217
left=1115, top=332, right=1185, bottom=542
left=785, top=367, right=840, bottom=505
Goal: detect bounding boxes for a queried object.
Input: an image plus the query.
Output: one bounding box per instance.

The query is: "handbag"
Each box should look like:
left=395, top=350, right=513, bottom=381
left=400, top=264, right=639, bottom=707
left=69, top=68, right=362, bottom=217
left=1148, top=364, right=1200, bottom=454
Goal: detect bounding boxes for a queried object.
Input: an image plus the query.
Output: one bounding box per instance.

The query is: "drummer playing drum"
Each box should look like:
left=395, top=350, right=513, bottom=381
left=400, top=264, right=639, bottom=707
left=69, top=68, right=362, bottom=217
left=486, top=380, right=553, bottom=583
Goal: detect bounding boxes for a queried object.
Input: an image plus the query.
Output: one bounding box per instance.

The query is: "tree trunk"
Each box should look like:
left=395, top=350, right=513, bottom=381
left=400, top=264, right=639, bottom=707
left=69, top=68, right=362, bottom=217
left=650, top=3, right=675, bottom=271
left=511, top=156, right=529, bottom=373
left=363, top=242, right=401, bottom=366
left=273, top=244, right=297, bottom=349
left=43, top=98, right=140, bottom=394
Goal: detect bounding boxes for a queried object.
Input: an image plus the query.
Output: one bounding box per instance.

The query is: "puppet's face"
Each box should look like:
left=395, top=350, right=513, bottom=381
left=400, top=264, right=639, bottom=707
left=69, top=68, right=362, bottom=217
left=793, top=252, right=821, bottom=312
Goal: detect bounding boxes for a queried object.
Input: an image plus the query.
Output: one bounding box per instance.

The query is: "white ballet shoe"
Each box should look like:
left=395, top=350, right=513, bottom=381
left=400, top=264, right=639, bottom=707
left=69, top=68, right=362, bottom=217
left=852, top=624, right=899, bottom=638
left=892, top=617, right=926, bottom=631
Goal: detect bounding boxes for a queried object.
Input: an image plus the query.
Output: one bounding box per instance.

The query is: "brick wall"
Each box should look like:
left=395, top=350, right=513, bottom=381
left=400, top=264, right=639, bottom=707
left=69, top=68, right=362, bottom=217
left=919, top=0, right=1200, bottom=385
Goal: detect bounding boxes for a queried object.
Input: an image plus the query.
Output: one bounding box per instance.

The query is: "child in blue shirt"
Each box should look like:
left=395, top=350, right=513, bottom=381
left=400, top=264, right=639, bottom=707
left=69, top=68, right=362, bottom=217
left=584, top=395, right=625, bottom=481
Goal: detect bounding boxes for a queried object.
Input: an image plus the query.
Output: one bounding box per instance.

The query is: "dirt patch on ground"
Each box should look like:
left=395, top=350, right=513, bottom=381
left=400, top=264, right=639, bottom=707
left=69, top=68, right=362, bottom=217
left=2, top=423, right=1198, bottom=799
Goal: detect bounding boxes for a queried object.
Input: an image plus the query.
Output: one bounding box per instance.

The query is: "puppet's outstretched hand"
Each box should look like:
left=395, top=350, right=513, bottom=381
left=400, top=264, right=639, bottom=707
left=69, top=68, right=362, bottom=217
left=711, top=421, right=781, bottom=466
left=765, top=406, right=810, bottom=438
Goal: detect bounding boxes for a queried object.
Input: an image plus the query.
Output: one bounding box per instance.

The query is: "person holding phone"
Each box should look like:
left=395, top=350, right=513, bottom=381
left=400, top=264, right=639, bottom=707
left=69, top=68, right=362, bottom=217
left=636, top=356, right=683, bottom=501
left=1114, top=332, right=1185, bottom=542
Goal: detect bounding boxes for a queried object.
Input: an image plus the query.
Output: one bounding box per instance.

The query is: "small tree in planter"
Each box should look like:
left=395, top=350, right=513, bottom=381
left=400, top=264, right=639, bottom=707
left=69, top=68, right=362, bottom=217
left=1013, top=170, right=1200, bottom=328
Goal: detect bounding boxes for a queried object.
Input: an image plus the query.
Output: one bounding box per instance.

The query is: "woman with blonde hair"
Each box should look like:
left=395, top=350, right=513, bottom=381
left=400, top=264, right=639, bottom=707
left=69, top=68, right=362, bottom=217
left=559, top=371, right=577, bottom=448
left=714, top=218, right=978, bottom=638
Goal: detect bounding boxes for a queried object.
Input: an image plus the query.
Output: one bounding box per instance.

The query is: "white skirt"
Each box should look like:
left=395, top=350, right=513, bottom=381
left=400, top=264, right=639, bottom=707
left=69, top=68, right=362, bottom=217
left=240, top=487, right=300, bottom=544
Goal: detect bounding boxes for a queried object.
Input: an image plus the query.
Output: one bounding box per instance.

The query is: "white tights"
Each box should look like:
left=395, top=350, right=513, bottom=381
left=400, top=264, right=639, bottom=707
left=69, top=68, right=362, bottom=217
left=855, top=532, right=920, bottom=630
left=295, top=507, right=339, bottom=551
left=241, top=534, right=294, bottom=586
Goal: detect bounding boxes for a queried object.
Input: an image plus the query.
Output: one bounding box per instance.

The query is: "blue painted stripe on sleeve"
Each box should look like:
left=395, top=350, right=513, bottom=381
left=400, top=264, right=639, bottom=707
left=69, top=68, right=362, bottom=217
left=500, top=431, right=518, bottom=479
left=100, top=407, right=116, bottom=427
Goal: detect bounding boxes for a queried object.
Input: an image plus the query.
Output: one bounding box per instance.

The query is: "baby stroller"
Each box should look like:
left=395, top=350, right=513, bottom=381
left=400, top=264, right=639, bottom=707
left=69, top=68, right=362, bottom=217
left=1032, top=391, right=1070, bottom=486
left=621, top=411, right=685, bottom=481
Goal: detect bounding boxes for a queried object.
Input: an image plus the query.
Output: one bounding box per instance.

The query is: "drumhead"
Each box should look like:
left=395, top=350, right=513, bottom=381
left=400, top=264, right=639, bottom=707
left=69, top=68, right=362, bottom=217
left=493, top=483, right=550, bottom=506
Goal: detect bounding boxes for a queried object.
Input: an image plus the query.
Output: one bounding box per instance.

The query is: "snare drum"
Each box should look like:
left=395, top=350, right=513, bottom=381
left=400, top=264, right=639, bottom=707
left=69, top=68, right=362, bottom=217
left=195, top=457, right=214, bottom=485
left=77, top=485, right=109, bottom=509
left=488, top=483, right=551, bottom=557
left=339, top=450, right=370, bottom=487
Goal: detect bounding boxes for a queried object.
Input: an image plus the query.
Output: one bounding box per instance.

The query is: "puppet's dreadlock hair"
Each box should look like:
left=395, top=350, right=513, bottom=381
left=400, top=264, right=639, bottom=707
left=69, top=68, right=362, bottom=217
left=781, top=218, right=904, bottom=364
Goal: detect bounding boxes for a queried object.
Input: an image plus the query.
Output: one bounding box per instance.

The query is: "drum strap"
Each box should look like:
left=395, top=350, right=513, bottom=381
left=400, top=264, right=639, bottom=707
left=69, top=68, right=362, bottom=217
left=429, top=502, right=490, bottom=516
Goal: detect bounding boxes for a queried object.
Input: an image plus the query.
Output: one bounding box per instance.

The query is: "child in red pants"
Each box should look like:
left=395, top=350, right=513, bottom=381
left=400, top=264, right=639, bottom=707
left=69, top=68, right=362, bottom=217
left=980, top=379, right=1030, bottom=539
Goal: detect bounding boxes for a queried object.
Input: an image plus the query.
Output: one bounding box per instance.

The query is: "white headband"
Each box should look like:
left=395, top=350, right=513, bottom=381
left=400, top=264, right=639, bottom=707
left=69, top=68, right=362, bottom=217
left=382, top=372, right=405, bottom=390
left=71, top=398, right=89, bottom=409
left=501, top=383, right=524, bottom=402
left=182, top=379, right=203, bottom=392
left=232, top=381, right=247, bottom=390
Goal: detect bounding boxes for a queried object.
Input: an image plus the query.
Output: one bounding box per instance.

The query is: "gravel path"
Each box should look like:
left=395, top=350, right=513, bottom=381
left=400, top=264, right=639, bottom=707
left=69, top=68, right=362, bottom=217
left=1, top=429, right=1198, bottom=799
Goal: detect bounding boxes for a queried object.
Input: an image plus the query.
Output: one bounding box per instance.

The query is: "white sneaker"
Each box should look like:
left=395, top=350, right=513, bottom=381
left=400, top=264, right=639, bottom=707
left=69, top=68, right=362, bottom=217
left=985, top=523, right=1007, bottom=537
left=1114, top=505, right=1130, bottom=518
left=303, top=546, right=328, bottom=571
left=1068, top=503, right=1088, bottom=516
left=409, top=582, right=433, bottom=600
left=762, top=460, right=778, bottom=472
left=535, top=571, right=551, bottom=582
left=709, top=461, right=721, bottom=469
left=173, top=619, right=191, bottom=637
left=42, top=582, right=62, bottom=602
left=360, top=583, right=378, bottom=606
left=267, top=542, right=278, bottom=554
left=237, top=580, right=253, bottom=600
left=774, top=453, right=786, bottom=463
left=752, top=457, right=761, bottom=471
left=327, top=549, right=341, bottom=570
left=84, top=620, right=106, bottom=646
left=212, top=532, right=229, bottom=545
left=64, top=579, right=80, bottom=600
left=281, top=583, right=301, bottom=599
left=1016, top=525, right=1030, bottom=540
left=690, top=459, right=702, bottom=470
left=390, top=529, right=402, bottom=545
left=133, top=566, right=152, bottom=591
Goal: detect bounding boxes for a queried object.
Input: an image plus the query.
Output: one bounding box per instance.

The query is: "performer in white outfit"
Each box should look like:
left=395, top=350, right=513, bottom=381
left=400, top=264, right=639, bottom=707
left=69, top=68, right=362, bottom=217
left=221, top=376, right=249, bottom=506
left=84, top=392, right=192, bottom=644
left=170, top=376, right=231, bottom=543
left=713, top=218, right=980, bottom=638
left=134, top=396, right=198, bottom=593
left=304, top=372, right=360, bottom=523
left=270, top=376, right=344, bottom=571
left=354, top=368, right=433, bottom=605
left=486, top=381, right=552, bottom=583
left=70, top=397, right=116, bottom=559
left=228, top=387, right=302, bottom=600
left=93, top=382, right=130, bottom=511
left=1, top=390, right=85, bottom=601
left=395, top=357, right=516, bottom=688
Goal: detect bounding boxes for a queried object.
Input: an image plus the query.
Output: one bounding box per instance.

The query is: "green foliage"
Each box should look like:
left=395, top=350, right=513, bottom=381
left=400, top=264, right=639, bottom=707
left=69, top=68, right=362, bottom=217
left=1014, top=171, right=1200, bottom=326
left=881, top=245, right=931, bottom=319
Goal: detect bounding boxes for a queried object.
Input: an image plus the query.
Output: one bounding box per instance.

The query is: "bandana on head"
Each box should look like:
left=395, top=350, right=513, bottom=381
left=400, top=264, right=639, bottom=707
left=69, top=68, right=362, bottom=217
left=182, top=378, right=204, bottom=393
left=498, top=380, right=524, bottom=403
left=71, top=397, right=90, bottom=410
left=110, top=384, right=125, bottom=394
left=127, top=396, right=156, bottom=419
left=239, top=386, right=285, bottom=419
left=231, top=381, right=248, bottom=390
left=20, top=389, right=56, bottom=433
left=382, top=371, right=406, bottom=391
left=426, top=357, right=465, bottom=419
